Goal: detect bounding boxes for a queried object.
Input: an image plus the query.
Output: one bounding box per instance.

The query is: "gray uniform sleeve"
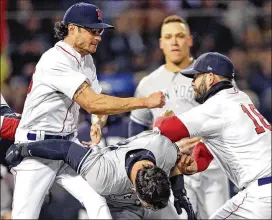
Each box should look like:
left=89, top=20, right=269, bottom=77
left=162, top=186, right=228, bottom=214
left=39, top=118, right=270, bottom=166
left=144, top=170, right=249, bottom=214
left=130, top=79, right=153, bottom=127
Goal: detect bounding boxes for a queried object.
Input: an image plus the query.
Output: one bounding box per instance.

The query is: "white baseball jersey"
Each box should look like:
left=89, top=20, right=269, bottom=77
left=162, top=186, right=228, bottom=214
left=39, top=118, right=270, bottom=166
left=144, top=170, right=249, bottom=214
left=178, top=87, right=271, bottom=189
left=15, top=41, right=102, bottom=142
left=130, top=64, right=198, bottom=127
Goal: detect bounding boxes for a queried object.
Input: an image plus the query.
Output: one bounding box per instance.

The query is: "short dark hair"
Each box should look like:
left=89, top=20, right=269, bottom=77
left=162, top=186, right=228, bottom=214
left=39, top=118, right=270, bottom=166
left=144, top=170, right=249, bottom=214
left=135, top=166, right=170, bottom=210
left=54, top=21, right=68, bottom=40
left=162, top=15, right=190, bottom=33
left=217, top=74, right=232, bottom=82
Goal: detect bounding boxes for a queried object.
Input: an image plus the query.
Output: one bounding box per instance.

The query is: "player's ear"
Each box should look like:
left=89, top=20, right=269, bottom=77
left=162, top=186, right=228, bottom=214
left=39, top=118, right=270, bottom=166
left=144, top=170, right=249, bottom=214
left=207, top=72, right=214, bottom=86
left=159, top=38, right=163, bottom=50
left=188, top=34, right=193, bottom=47
left=68, top=24, right=76, bottom=35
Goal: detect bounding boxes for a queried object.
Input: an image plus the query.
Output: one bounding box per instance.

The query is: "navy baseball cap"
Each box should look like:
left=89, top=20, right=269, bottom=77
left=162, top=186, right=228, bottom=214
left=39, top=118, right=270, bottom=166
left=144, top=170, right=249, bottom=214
left=181, top=52, right=235, bottom=79
left=63, top=2, right=114, bottom=29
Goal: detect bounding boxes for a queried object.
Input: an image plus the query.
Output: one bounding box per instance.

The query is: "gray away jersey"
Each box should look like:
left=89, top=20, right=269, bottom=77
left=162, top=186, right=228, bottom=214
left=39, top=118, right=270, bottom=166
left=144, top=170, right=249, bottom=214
left=79, top=130, right=177, bottom=204
left=131, top=64, right=198, bottom=127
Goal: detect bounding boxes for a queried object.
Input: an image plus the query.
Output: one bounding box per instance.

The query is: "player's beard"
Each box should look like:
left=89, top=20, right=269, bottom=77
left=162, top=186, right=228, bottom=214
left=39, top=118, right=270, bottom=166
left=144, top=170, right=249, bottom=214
left=194, top=76, right=208, bottom=104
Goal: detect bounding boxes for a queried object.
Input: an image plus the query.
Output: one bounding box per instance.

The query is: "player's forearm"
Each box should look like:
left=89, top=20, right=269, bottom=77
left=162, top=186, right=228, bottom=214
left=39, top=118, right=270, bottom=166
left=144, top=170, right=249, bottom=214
left=73, top=82, right=148, bottom=115
left=85, top=94, right=147, bottom=115
left=91, top=114, right=108, bottom=128
left=154, top=116, right=190, bottom=142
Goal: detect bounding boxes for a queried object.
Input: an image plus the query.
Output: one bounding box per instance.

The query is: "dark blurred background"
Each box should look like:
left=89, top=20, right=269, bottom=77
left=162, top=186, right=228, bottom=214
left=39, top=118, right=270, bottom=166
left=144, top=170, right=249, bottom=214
left=1, top=0, right=271, bottom=219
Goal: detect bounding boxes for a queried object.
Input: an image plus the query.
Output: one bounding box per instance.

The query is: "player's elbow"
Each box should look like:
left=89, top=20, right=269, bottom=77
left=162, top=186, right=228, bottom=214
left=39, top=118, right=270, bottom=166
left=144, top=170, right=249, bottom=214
left=84, top=104, right=103, bottom=115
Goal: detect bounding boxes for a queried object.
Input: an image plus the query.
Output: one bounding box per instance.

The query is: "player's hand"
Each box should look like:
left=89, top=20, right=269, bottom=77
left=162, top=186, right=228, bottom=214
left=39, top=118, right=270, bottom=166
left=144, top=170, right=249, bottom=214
left=82, top=124, right=102, bottom=147
left=145, top=91, right=165, bottom=109
left=175, top=195, right=197, bottom=220
left=175, top=137, right=201, bottom=155
left=177, top=153, right=198, bottom=175
left=170, top=174, right=197, bottom=219
left=160, top=109, right=175, bottom=117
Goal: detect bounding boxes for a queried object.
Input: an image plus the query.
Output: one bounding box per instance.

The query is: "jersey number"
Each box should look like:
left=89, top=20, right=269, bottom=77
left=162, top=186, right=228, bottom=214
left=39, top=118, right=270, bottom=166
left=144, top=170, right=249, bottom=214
left=241, top=104, right=271, bottom=134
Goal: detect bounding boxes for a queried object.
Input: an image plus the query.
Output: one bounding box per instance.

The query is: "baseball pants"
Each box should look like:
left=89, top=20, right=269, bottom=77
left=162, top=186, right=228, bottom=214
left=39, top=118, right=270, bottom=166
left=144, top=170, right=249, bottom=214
left=11, top=138, right=111, bottom=219
left=210, top=180, right=271, bottom=219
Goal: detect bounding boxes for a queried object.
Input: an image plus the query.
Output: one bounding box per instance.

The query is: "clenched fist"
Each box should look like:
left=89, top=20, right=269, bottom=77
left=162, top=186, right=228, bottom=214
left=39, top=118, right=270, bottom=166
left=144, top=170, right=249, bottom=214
left=177, top=153, right=198, bottom=175
left=145, top=91, right=165, bottom=108
left=82, top=124, right=102, bottom=147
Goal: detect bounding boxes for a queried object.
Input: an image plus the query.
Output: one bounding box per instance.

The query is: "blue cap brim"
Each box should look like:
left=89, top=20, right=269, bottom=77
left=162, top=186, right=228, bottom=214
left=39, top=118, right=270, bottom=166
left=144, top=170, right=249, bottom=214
left=85, top=23, right=114, bottom=29
left=180, top=69, right=201, bottom=78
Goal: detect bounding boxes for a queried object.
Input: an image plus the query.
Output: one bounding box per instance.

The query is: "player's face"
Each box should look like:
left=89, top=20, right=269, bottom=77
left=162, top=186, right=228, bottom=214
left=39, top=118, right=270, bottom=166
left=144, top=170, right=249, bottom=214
left=160, top=22, right=193, bottom=65
left=192, top=73, right=209, bottom=104
left=73, top=25, right=103, bottom=55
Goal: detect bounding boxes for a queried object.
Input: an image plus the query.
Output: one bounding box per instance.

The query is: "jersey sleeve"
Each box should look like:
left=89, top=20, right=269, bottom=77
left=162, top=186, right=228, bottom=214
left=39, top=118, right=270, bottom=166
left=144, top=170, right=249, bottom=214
left=42, top=58, right=87, bottom=100
left=130, top=78, right=153, bottom=127
left=91, top=76, right=102, bottom=94
left=177, top=102, right=226, bottom=138
left=87, top=56, right=102, bottom=94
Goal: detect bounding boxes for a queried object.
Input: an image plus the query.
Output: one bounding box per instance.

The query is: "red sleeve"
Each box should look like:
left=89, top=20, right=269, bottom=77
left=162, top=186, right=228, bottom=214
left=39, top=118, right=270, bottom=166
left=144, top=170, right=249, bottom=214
left=154, top=116, right=190, bottom=142
left=192, top=142, right=214, bottom=172
left=0, top=117, right=20, bottom=140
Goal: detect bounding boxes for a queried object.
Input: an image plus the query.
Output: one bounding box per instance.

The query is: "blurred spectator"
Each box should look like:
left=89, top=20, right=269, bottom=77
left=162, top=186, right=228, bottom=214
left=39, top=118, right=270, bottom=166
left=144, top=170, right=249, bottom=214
left=223, top=0, right=259, bottom=43
left=8, top=76, right=29, bottom=113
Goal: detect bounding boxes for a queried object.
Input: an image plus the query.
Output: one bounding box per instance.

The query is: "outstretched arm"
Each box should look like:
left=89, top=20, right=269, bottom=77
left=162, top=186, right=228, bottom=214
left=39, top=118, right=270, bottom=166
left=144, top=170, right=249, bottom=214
left=73, top=82, right=165, bottom=115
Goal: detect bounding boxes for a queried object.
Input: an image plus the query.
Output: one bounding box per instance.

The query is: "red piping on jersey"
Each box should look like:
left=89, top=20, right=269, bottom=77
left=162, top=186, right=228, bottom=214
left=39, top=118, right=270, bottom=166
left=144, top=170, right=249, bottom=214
left=154, top=116, right=190, bottom=142
left=223, top=193, right=248, bottom=219
left=57, top=45, right=80, bottom=67
left=60, top=102, right=74, bottom=133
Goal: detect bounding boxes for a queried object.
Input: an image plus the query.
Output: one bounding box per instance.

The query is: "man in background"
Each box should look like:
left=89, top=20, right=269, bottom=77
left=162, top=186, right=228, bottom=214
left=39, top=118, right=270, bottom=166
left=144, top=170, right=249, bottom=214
left=129, top=15, right=229, bottom=218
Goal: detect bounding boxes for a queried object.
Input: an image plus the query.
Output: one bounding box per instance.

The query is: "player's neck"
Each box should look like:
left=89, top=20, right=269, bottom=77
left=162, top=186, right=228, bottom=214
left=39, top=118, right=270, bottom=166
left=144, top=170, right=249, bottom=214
left=63, top=38, right=85, bottom=57
left=165, top=57, right=194, bottom=73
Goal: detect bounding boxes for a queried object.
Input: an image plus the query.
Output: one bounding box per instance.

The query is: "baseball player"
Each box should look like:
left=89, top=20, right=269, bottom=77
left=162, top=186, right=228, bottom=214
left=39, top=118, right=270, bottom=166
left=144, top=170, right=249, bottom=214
left=11, top=3, right=165, bottom=219
left=0, top=94, right=20, bottom=140
left=154, top=52, right=271, bottom=219
left=129, top=15, right=229, bottom=218
left=6, top=128, right=197, bottom=219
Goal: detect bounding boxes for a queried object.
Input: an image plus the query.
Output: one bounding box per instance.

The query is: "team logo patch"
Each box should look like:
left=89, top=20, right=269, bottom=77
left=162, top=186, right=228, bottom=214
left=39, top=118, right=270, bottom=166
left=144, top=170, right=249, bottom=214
left=207, top=66, right=212, bottom=71
left=96, top=9, right=102, bottom=21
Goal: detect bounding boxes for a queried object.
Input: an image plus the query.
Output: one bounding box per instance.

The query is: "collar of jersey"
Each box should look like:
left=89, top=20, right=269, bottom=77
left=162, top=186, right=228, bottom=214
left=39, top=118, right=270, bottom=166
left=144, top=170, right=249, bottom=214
left=203, top=81, right=233, bottom=103
left=55, top=41, right=83, bottom=65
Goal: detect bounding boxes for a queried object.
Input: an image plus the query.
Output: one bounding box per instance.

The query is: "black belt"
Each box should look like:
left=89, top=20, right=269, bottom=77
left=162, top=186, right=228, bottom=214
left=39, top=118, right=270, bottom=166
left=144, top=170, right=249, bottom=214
left=258, top=176, right=271, bottom=186
left=27, top=133, right=73, bottom=141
